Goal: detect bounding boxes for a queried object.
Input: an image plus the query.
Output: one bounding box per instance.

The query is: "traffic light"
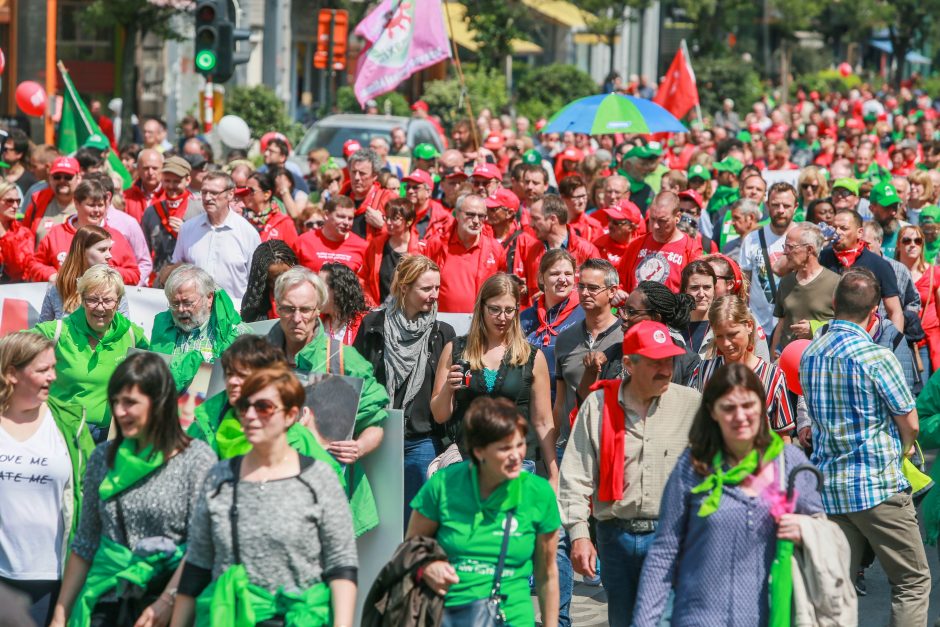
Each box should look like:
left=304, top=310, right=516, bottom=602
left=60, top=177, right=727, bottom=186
left=331, top=11, right=349, bottom=71
left=194, top=0, right=251, bottom=83
left=314, top=9, right=349, bottom=71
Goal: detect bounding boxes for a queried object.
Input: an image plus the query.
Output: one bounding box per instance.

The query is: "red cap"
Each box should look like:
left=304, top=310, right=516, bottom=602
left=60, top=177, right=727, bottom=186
left=846, top=118, right=865, bottom=131
left=411, top=100, right=429, bottom=112
left=50, top=156, right=80, bottom=176
left=402, top=169, right=433, bottom=188
left=602, top=200, right=641, bottom=224
left=343, top=139, right=362, bottom=157
left=810, top=91, right=820, bottom=100
left=560, top=147, right=584, bottom=162
left=442, top=166, right=468, bottom=180
left=622, top=321, right=686, bottom=359
left=678, top=189, right=704, bottom=210
left=484, top=188, right=520, bottom=211
left=471, top=163, right=501, bottom=180
left=822, top=127, right=838, bottom=138
left=260, top=131, right=292, bottom=153
left=234, top=186, right=251, bottom=198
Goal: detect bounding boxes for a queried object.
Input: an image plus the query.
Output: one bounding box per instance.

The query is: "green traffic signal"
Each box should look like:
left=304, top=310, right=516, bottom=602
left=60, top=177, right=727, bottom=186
left=195, top=49, right=217, bottom=71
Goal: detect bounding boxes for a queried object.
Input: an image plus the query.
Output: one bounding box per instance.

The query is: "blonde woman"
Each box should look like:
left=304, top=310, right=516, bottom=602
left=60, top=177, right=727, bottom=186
left=431, top=273, right=558, bottom=484
left=896, top=224, right=940, bottom=375
left=906, top=169, right=935, bottom=225
left=40, top=225, right=130, bottom=322
left=797, top=165, right=830, bottom=211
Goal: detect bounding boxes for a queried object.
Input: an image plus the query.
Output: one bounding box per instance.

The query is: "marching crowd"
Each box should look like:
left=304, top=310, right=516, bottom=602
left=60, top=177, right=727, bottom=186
left=1, top=82, right=940, bottom=627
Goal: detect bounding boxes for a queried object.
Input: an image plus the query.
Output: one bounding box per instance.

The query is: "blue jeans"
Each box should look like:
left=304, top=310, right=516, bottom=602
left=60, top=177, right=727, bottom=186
left=403, top=436, right=443, bottom=529
left=596, top=520, right=656, bottom=627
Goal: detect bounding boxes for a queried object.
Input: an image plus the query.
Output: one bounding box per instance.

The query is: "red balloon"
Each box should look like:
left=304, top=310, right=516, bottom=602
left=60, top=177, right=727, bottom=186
left=0, top=49, right=7, bottom=76
left=838, top=62, right=852, bottom=77
left=778, top=339, right=811, bottom=395
left=15, top=81, right=46, bottom=117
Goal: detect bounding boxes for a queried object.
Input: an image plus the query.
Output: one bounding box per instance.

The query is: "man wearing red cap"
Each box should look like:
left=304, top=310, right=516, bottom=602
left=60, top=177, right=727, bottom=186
left=483, top=188, right=522, bottom=245
left=559, top=320, right=701, bottom=627
left=554, top=147, right=583, bottom=183
left=469, top=163, right=502, bottom=198
left=438, top=150, right=468, bottom=211
left=593, top=201, right=643, bottom=266
left=560, top=176, right=602, bottom=242
left=122, top=149, right=165, bottom=222
left=425, top=194, right=506, bottom=312
left=619, top=192, right=703, bottom=293
left=22, top=156, right=82, bottom=244
left=402, top=169, right=453, bottom=240
left=410, top=100, right=447, bottom=146
left=293, top=195, right=368, bottom=273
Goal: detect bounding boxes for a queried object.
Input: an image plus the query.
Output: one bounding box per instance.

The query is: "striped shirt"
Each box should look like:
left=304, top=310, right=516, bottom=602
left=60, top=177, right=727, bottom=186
left=800, top=319, right=915, bottom=514
left=690, top=356, right=795, bottom=433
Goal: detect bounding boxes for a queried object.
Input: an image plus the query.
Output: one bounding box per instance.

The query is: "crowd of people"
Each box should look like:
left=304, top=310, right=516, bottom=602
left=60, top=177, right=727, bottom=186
left=0, top=81, right=939, bottom=627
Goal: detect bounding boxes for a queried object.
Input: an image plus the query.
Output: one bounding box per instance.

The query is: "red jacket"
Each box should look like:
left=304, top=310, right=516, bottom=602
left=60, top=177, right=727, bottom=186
left=22, top=188, right=56, bottom=233
left=518, top=228, right=600, bottom=307
left=123, top=181, right=164, bottom=222
left=0, top=220, right=35, bottom=281
left=27, top=217, right=141, bottom=285
left=425, top=225, right=506, bottom=313
left=412, top=199, right=454, bottom=241
left=359, top=233, right=421, bottom=304
left=568, top=211, right=604, bottom=242
left=352, top=183, right=396, bottom=240
left=257, top=211, right=299, bottom=247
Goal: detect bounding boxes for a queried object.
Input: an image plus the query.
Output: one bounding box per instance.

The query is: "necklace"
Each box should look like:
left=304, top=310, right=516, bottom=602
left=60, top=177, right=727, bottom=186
left=244, top=449, right=292, bottom=490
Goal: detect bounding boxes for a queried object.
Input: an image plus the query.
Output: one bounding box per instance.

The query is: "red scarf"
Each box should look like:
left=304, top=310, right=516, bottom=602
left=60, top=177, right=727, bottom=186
left=834, top=241, right=868, bottom=268
left=590, top=379, right=628, bottom=502
left=154, top=192, right=191, bottom=238
left=533, top=295, right=579, bottom=346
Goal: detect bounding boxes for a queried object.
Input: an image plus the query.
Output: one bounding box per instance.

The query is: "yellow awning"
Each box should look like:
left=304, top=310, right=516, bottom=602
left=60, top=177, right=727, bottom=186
left=574, top=32, right=620, bottom=45
left=443, top=3, right=543, bottom=55
left=520, top=0, right=588, bottom=28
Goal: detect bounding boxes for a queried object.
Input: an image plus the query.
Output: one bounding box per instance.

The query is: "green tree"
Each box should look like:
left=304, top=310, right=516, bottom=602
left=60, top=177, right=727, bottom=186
left=336, top=87, right=411, bottom=116
left=226, top=85, right=305, bottom=144
left=580, top=0, right=654, bottom=77
left=421, top=67, right=509, bottom=131
left=82, top=0, right=193, bottom=146
left=694, top=55, right=763, bottom=119
left=515, top=64, right=597, bottom=120
left=460, top=0, right=527, bottom=70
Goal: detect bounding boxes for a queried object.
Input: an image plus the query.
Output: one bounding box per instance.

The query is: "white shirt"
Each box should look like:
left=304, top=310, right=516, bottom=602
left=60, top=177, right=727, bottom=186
left=172, top=209, right=261, bottom=300
left=739, top=224, right=788, bottom=332
left=0, top=410, right=72, bottom=579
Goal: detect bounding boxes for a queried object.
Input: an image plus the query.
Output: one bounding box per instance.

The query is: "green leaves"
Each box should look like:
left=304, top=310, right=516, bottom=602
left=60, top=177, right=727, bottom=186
left=226, top=85, right=305, bottom=144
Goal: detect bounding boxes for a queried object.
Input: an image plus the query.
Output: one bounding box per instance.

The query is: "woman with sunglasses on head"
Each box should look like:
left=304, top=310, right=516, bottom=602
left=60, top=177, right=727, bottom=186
left=359, top=198, right=421, bottom=305
left=239, top=240, right=298, bottom=323
left=0, top=180, right=33, bottom=282
left=431, top=273, right=559, bottom=486
left=40, top=225, right=130, bottom=322
left=896, top=224, right=940, bottom=375
left=50, top=352, right=216, bottom=627
left=170, top=367, right=358, bottom=627
left=33, top=265, right=149, bottom=443
left=0, top=332, right=94, bottom=626
left=242, top=170, right=299, bottom=247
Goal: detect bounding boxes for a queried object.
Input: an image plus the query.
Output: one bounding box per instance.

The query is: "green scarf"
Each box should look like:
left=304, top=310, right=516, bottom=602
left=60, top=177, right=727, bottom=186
left=68, top=536, right=184, bottom=627
left=215, top=416, right=253, bottom=459
left=99, top=439, right=165, bottom=501
left=194, top=564, right=331, bottom=627
left=691, top=432, right=784, bottom=517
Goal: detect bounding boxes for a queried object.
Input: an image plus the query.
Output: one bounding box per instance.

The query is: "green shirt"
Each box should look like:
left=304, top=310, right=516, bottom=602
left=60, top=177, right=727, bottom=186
left=34, top=309, right=149, bottom=427
left=411, top=462, right=560, bottom=626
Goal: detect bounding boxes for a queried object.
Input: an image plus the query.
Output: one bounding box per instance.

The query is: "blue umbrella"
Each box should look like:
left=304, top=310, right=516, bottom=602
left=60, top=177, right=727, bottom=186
left=543, top=93, right=688, bottom=135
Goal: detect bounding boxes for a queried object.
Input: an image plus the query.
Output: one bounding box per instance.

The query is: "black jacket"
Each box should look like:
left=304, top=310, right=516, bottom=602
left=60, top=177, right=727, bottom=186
left=353, top=310, right=455, bottom=439
left=361, top=536, right=448, bottom=627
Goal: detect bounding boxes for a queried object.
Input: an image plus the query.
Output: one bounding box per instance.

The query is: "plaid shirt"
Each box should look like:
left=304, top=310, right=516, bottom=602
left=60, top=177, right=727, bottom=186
left=800, top=319, right=915, bottom=514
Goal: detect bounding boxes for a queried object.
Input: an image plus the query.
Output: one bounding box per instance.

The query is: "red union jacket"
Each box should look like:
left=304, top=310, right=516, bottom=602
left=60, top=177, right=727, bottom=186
left=0, top=220, right=36, bottom=281
left=27, top=217, right=141, bottom=285
left=424, top=225, right=506, bottom=313
left=359, top=233, right=422, bottom=305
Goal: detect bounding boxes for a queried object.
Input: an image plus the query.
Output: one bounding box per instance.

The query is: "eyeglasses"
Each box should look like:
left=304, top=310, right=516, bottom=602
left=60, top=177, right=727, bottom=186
left=461, top=211, right=487, bottom=221
left=236, top=398, right=283, bottom=419
left=801, top=183, right=819, bottom=190
left=169, top=298, right=203, bottom=311
left=202, top=187, right=232, bottom=197
left=610, top=219, right=633, bottom=227
left=484, top=304, right=518, bottom=318
left=405, top=184, right=425, bottom=191
left=568, top=194, right=589, bottom=202
left=901, top=237, right=924, bottom=245
left=304, top=219, right=325, bottom=229
left=84, top=296, right=118, bottom=309
left=619, top=307, right=654, bottom=319
left=0, top=197, right=20, bottom=205
left=782, top=243, right=809, bottom=253
left=52, top=174, right=74, bottom=182
left=576, top=283, right=609, bottom=294
left=277, top=304, right=318, bottom=317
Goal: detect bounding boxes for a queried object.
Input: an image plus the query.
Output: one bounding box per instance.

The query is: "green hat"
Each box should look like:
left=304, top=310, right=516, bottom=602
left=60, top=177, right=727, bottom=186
left=522, top=149, right=542, bottom=165
left=413, top=143, right=440, bottom=160
left=714, top=156, right=744, bottom=175
left=688, top=163, right=712, bottom=181
left=83, top=133, right=110, bottom=151
left=624, top=141, right=664, bottom=160
left=736, top=130, right=753, bottom=144
left=832, top=177, right=860, bottom=196
left=870, top=181, right=900, bottom=207
left=920, top=205, right=940, bottom=224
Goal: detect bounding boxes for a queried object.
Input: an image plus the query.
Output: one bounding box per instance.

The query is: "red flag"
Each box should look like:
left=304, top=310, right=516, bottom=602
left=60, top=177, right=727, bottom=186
left=654, top=44, right=699, bottom=119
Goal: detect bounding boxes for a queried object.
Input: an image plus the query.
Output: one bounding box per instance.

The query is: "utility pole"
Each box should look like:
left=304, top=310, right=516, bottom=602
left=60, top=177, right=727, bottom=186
left=45, top=0, right=57, bottom=143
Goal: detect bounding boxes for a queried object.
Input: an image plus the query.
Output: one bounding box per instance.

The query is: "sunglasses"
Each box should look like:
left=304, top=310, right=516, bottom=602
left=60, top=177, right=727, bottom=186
left=901, top=237, right=924, bottom=245
left=305, top=219, right=325, bottom=229
left=236, top=398, right=283, bottom=419
left=52, top=174, right=75, bottom=181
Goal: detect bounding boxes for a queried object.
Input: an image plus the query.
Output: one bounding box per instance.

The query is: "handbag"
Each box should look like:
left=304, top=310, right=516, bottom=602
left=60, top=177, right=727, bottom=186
left=440, top=510, right=515, bottom=627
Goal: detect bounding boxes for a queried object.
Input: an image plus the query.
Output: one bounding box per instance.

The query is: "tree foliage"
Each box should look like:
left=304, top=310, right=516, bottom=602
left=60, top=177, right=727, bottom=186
left=226, top=85, right=305, bottom=144
left=336, top=87, right=412, bottom=117
left=420, top=67, right=509, bottom=131
left=515, top=64, right=597, bottom=121
left=460, top=0, right=528, bottom=71
left=694, top=55, right=763, bottom=118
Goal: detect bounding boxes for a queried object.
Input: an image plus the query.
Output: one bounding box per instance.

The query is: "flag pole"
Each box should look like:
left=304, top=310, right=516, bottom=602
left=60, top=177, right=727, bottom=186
left=45, top=0, right=58, bottom=144
left=681, top=39, right=703, bottom=126
left=57, top=61, right=95, bottom=133
left=443, top=2, right=479, bottom=153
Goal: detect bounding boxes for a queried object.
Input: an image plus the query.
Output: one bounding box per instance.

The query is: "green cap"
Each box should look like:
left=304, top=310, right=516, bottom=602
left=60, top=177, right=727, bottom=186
left=84, top=133, right=110, bottom=151
left=714, top=156, right=744, bottom=175
left=832, top=177, right=860, bottom=196
left=688, top=163, right=712, bottom=181
left=736, top=130, right=753, bottom=144
left=920, top=205, right=940, bottom=224
left=413, top=143, right=440, bottom=160
left=869, top=181, right=900, bottom=207
left=624, top=141, right=664, bottom=160
left=522, top=149, right=542, bottom=165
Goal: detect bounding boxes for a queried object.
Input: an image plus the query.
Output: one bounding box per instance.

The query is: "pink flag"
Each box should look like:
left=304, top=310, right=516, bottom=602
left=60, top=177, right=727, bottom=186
left=353, top=0, right=452, bottom=107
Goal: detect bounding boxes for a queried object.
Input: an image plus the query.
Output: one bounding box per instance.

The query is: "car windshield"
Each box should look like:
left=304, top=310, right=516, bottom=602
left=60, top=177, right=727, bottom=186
left=296, top=125, right=396, bottom=157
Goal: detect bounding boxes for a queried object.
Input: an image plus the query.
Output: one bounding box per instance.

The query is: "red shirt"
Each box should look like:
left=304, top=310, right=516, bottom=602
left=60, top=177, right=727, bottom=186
left=28, top=217, right=140, bottom=285
left=521, top=229, right=600, bottom=306
left=123, top=181, right=164, bottom=222
left=619, top=232, right=702, bottom=293
left=359, top=233, right=421, bottom=304
left=293, top=229, right=368, bottom=273
left=568, top=211, right=604, bottom=242
left=425, top=227, right=506, bottom=313
left=592, top=233, right=632, bottom=267
left=257, top=211, right=299, bottom=247
left=413, top=199, right=454, bottom=241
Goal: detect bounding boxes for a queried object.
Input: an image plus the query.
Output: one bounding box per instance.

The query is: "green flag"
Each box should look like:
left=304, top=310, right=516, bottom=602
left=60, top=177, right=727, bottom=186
left=57, top=62, right=133, bottom=190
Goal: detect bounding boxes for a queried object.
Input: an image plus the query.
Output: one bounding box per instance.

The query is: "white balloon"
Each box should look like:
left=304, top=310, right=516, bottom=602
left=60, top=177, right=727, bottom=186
left=216, top=115, right=251, bottom=149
